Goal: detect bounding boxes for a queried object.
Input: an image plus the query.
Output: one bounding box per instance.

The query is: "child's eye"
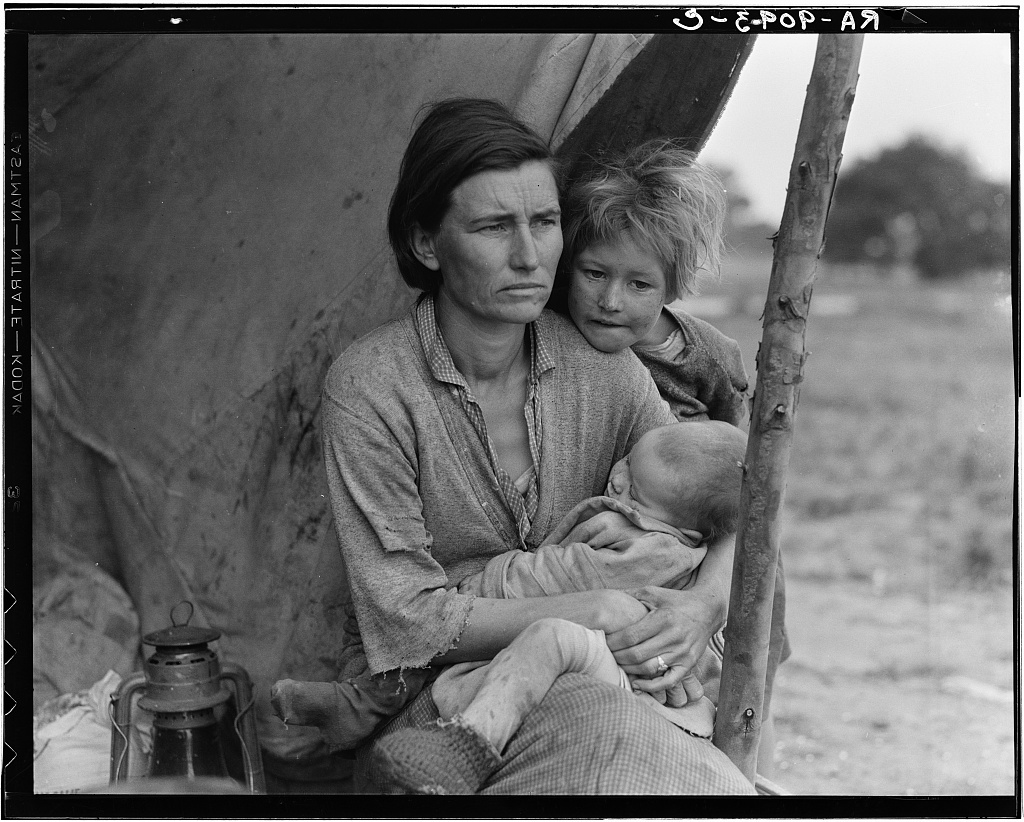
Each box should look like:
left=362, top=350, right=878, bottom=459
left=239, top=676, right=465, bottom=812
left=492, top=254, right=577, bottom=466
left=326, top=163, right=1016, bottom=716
left=581, top=268, right=606, bottom=281
left=632, top=280, right=653, bottom=292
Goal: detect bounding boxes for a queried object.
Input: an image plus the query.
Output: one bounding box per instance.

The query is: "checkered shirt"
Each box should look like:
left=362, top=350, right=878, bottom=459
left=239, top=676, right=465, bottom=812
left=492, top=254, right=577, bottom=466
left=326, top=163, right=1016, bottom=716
left=414, top=295, right=553, bottom=546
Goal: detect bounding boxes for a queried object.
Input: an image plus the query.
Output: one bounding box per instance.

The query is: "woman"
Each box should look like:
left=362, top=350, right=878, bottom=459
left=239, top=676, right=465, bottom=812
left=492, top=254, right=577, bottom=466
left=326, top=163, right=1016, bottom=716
left=321, top=98, right=753, bottom=794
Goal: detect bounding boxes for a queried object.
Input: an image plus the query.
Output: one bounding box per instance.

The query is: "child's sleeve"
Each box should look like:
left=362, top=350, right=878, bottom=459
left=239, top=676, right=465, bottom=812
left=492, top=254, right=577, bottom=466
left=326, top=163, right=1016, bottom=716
left=460, top=533, right=707, bottom=599
left=705, top=334, right=750, bottom=428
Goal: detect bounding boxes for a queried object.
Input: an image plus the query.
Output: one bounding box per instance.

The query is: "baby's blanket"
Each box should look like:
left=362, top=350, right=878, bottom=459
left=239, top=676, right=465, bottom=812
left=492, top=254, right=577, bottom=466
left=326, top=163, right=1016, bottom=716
left=461, top=495, right=707, bottom=599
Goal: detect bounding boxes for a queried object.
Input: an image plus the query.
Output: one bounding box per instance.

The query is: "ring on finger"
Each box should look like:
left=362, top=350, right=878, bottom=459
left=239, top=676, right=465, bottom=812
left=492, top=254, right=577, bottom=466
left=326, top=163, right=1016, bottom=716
left=655, top=655, right=669, bottom=675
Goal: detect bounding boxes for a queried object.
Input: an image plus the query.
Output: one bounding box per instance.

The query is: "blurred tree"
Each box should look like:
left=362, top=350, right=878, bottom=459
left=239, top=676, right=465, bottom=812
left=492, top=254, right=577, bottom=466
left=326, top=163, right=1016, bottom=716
left=823, top=135, right=1011, bottom=278
left=713, top=165, right=753, bottom=223
left=711, top=164, right=777, bottom=256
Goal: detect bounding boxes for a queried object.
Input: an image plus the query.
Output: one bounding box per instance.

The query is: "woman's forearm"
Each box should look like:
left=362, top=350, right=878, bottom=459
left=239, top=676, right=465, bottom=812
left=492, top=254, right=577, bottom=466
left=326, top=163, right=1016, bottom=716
left=434, top=589, right=646, bottom=665
left=687, top=532, right=735, bottom=632
left=445, top=535, right=736, bottom=667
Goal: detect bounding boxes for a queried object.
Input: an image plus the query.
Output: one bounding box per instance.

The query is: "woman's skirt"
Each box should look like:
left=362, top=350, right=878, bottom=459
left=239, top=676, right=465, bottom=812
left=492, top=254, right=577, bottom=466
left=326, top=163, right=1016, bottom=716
left=355, top=671, right=755, bottom=795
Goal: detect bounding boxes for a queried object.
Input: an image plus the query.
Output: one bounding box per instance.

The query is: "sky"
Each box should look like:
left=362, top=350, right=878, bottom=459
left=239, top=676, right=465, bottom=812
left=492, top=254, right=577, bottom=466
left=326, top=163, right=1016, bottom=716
left=700, top=33, right=1014, bottom=224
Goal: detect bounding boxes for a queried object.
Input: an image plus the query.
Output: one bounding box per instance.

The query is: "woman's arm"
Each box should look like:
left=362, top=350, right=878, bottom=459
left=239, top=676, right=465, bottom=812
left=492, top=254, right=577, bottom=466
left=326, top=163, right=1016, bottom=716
left=434, top=588, right=649, bottom=664
left=604, top=532, right=735, bottom=691
left=323, top=388, right=475, bottom=673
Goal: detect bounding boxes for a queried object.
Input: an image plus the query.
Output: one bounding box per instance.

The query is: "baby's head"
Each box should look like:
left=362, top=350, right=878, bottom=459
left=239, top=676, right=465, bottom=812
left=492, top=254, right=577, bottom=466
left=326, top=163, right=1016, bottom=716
left=605, top=421, right=747, bottom=540
left=560, top=139, right=726, bottom=353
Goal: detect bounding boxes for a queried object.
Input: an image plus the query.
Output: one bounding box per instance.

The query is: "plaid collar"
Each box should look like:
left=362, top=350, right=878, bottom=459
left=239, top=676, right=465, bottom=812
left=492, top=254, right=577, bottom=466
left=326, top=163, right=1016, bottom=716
left=414, top=294, right=554, bottom=388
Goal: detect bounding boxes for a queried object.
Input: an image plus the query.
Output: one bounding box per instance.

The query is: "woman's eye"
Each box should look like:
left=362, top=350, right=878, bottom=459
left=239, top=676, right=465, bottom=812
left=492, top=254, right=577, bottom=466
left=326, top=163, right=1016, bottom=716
left=534, top=217, right=558, bottom=228
left=480, top=223, right=506, bottom=234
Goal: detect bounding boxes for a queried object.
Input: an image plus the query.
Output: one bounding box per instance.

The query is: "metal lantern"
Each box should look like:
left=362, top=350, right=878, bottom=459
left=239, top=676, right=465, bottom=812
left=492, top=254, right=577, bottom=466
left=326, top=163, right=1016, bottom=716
left=109, top=602, right=266, bottom=793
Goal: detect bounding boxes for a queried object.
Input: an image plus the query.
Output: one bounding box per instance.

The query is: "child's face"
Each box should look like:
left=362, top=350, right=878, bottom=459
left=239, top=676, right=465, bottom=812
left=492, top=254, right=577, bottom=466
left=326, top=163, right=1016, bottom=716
left=568, top=237, right=668, bottom=353
left=605, top=431, right=676, bottom=525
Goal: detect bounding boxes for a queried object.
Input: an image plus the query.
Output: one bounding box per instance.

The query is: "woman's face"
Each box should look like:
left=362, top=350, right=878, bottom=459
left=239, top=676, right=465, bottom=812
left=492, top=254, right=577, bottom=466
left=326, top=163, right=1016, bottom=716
left=568, top=236, right=668, bottom=353
left=415, top=160, right=562, bottom=328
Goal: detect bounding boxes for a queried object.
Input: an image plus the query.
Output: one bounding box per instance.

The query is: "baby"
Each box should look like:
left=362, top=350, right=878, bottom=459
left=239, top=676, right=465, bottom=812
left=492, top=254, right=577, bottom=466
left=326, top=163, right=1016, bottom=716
left=366, top=420, right=748, bottom=794
left=459, top=419, right=745, bottom=605
left=271, top=421, right=744, bottom=752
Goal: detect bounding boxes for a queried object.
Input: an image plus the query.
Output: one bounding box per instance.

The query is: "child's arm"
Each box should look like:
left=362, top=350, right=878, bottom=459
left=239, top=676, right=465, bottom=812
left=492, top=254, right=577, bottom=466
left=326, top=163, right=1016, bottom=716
left=552, top=508, right=647, bottom=549
left=459, top=500, right=661, bottom=596
left=463, top=529, right=706, bottom=599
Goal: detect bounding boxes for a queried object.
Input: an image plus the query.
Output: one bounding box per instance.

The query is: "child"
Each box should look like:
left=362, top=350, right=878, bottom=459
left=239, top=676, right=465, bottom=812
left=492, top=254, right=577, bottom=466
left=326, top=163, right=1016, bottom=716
left=554, top=137, right=788, bottom=774
left=555, top=138, right=750, bottom=427
left=365, top=421, right=748, bottom=794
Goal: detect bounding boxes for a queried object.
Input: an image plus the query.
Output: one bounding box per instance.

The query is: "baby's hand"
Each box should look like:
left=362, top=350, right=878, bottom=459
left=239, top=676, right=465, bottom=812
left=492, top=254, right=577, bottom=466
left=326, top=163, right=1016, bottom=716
left=558, top=510, right=644, bottom=549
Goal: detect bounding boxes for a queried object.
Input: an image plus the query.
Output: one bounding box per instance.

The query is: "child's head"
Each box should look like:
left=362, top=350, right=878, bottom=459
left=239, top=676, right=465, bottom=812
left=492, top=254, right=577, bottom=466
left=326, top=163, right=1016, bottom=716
left=560, top=139, right=726, bottom=353
left=605, top=421, right=747, bottom=540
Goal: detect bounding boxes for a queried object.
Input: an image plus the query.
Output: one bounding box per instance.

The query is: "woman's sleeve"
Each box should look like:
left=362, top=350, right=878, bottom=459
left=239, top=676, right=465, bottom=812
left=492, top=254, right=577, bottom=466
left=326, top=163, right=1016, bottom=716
left=321, top=394, right=474, bottom=674
left=624, top=355, right=676, bottom=451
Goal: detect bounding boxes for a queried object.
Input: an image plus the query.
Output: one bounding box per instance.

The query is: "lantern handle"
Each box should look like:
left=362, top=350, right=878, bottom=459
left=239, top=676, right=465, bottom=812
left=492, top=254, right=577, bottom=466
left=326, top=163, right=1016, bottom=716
left=170, top=600, right=195, bottom=628
left=108, top=672, right=148, bottom=784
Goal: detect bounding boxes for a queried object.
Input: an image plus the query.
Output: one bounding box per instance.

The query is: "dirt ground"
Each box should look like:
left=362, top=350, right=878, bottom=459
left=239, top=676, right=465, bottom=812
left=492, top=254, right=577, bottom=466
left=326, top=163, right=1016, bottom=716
left=767, top=575, right=1015, bottom=796
left=687, top=261, right=1018, bottom=799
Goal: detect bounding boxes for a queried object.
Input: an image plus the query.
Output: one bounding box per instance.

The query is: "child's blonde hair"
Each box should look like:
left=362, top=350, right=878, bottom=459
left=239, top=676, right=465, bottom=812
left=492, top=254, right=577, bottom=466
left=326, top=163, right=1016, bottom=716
left=560, top=139, right=727, bottom=302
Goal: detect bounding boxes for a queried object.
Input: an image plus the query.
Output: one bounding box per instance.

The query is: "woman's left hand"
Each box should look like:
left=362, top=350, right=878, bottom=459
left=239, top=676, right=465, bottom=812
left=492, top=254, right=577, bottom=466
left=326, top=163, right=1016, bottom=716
left=605, top=585, right=725, bottom=694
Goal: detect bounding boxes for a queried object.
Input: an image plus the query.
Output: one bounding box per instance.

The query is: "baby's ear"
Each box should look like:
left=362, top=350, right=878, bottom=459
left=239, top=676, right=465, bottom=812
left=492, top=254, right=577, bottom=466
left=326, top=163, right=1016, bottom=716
left=410, top=225, right=441, bottom=271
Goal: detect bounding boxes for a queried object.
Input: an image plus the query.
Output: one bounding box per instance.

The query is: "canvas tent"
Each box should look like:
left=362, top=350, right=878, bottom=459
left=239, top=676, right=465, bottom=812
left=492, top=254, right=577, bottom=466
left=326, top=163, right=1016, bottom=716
left=28, top=31, right=754, bottom=779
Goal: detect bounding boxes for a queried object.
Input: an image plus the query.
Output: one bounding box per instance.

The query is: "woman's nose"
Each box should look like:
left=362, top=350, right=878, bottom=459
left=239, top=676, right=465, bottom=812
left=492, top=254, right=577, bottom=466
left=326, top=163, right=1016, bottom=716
left=510, top=226, right=539, bottom=271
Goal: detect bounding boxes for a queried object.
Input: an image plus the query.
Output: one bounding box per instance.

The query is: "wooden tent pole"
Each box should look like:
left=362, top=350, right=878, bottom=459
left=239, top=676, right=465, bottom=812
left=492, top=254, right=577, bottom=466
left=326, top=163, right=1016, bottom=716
left=713, top=33, right=864, bottom=782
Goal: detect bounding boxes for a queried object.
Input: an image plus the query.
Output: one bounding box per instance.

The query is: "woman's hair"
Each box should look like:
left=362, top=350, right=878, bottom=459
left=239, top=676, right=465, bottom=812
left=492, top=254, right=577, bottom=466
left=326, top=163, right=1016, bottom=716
left=387, top=98, right=557, bottom=293
left=559, top=138, right=727, bottom=302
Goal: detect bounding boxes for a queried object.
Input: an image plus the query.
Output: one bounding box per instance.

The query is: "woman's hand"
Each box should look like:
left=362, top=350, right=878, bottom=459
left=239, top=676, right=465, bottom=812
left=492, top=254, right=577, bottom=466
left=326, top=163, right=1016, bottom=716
left=629, top=668, right=704, bottom=706
left=604, top=585, right=725, bottom=696
left=594, top=588, right=651, bottom=635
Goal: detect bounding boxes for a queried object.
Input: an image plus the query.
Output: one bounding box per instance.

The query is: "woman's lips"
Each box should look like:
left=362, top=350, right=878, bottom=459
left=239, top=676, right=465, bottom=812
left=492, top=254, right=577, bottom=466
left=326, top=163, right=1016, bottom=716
left=503, top=283, right=547, bottom=293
